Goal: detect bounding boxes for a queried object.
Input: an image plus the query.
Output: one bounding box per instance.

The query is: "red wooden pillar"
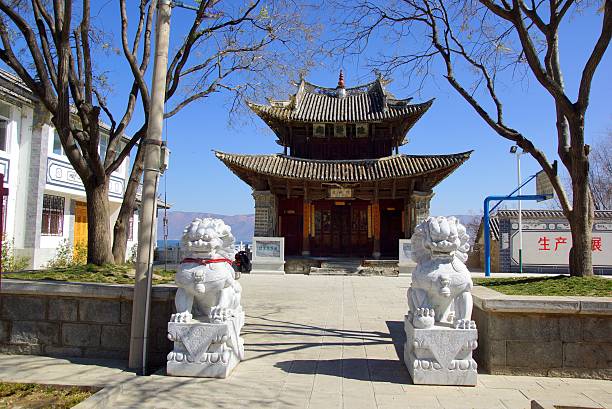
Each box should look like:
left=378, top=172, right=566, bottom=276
left=372, top=200, right=381, bottom=259
left=302, top=201, right=311, bottom=256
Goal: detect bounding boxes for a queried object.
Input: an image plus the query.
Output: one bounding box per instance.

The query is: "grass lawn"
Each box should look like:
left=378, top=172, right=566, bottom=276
left=0, top=382, right=93, bottom=408
left=473, top=275, right=612, bottom=297
left=2, top=264, right=175, bottom=285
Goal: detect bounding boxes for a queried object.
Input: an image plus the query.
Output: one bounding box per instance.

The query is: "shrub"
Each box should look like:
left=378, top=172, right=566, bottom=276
left=127, top=243, right=138, bottom=264
left=73, top=242, right=87, bottom=265
left=1, top=237, right=30, bottom=272
left=46, top=239, right=87, bottom=268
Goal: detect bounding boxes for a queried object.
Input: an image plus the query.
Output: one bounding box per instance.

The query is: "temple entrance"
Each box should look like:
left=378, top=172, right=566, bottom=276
left=380, top=199, right=403, bottom=257
left=330, top=203, right=350, bottom=254
left=312, top=200, right=370, bottom=257
left=279, top=197, right=303, bottom=256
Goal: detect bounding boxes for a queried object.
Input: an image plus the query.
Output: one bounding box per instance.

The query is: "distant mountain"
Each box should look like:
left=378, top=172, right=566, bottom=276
left=158, top=211, right=254, bottom=243
left=157, top=212, right=480, bottom=245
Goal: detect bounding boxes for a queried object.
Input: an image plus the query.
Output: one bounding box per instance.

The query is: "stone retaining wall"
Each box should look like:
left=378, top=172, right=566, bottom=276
left=472, top=286, right=612, bottom=379
left=0, top=280, right=177, bottom=368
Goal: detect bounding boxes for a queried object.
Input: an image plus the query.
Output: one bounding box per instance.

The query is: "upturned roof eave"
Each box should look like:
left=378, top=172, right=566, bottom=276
left=214, top=150, right=472, bottom=185
left=247, top=98, right=434, bottom=126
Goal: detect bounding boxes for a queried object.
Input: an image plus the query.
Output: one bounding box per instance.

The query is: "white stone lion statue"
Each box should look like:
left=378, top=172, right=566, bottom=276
left=407, top=216, right=476, bottom=330
left=170, top=218, right=242, bottom=324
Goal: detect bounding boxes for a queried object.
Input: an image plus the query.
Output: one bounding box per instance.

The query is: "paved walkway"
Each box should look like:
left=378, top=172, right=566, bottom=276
left=1, top=275, right=610, bottom=408
left=0, top=355, right=134, bottom=388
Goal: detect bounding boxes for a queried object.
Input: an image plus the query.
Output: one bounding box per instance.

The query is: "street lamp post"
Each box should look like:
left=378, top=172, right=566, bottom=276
left=510, top=146, right=523, bottom=273
left=128, top=0, right=172, bottom=374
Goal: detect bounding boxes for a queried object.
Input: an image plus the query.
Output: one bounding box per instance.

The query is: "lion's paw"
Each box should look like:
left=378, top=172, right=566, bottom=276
left=413, top=308, right=435, bottom=329
left=454, top=319, right=476, bottom=330
left=170, top=311, right=193, bottom=323
left=210, top=306, right=233, bottom=323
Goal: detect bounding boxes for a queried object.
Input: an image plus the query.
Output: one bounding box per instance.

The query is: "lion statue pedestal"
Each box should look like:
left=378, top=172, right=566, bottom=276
left=166, top=218, right=245, bottom=378
left=403, top=216, right=478, bottom=386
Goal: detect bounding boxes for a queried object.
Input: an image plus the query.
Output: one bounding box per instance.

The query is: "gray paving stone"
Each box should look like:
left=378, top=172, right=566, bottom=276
left=506, top=340, right=563, bottom=368
left=563, top=342, right=612, bottom=369
left=49, top=298, right=78, bottom=321
left=1, top=275, right=610, bottom=409
left=10, top=321, right=59, bottom=345
left=1, top=296, right=46, bottom=320
left=120, top=301, right=132, bottom=324
left=489, top=314, right=559, bottom=342
left=100, top=325, right=130, bottom=351
left=0, top=320, right=8, bottom=342
left=582, top=317, right=612, bottom=342
left=62, top=323, right=101, bottom=347
left=79, top=300, right=120, bottom=323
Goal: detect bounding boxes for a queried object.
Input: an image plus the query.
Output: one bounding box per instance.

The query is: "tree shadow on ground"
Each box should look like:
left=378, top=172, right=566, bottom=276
left=241, top=314, right=393, bottom=362
left=271, top=320, right=411, bottom=384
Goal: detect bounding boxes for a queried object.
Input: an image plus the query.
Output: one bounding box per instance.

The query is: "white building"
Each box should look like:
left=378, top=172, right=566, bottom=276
left=0, top=69, right=139, bottom=268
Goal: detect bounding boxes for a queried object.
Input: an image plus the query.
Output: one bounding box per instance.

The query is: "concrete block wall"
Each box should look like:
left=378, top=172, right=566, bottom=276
left=0, top=280, right=176, bottom=368
left=472, top=287, right=612, bottom=380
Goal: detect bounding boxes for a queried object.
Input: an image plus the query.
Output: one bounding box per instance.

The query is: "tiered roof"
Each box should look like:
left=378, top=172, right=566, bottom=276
left=215, top=151, right=472, bottom=185
left=247, top=74, right=433, bottom=146
left=216, top=72, right=472, bottom=189
left=249, top=78, right=433, bottom=123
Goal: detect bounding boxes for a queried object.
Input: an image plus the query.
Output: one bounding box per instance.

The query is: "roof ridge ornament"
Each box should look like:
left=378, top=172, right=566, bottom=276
left=337, top=70, right=346, bottom=98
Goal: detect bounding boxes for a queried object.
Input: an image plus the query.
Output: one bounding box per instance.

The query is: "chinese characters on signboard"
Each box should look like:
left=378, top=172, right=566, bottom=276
left=537, top=236, right=602, bottom=252
left=256, top=240, right=281, bottom=258
left=510, top=220, right=611, bottom=267
left=329, top=188, right=353, bottom=199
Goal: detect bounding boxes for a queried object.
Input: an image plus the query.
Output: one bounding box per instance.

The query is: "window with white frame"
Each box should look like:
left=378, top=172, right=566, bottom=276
left=99, top=135, right=108, bottom=161
left=0, top=102, right=9, bottom=152
left=0, top=118, right=8, bottom=152
left=41, top=194, right=65, bottom=236
left=52, top=130, right=64, bottom=155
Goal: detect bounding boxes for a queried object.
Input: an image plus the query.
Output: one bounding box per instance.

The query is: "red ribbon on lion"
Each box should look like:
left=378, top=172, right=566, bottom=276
left=180, top=257, right=234, bottom=266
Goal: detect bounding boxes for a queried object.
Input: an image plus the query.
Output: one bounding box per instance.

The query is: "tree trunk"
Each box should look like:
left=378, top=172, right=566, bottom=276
left=112, top=142, right=146, bottom=263
left=568, top=186, right=594, bottom=276
left=85, top=179, right=114, bottom=265
left=112, top=207, right=131, bottom=264
left=568, top=123, right=595, bottom=277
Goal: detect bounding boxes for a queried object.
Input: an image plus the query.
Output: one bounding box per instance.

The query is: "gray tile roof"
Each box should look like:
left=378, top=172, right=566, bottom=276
left=496, top=209, right=612, bottom=219
left=215, top=151, right=472, bottom=183
left=248, top=77, right=433, bottom=123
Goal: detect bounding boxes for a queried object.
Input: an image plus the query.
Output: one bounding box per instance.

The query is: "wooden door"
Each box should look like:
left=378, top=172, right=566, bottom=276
left=313, top=201, right=331, bottom=256
left=331, top=203, right=351, bottom=255
left=280, top=214, right=302, bottom=256
left=380, top=200, right=403, bottom=257
left=351, top=202, right=370, bottom=256
left=278, top=197, right=303, bottom=256
left=74, top=201, right=88, bottom=249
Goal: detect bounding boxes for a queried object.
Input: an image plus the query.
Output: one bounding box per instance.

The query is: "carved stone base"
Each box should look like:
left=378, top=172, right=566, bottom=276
left=398, top=262, right=417, bottom=276
left=251, top=260, right=285, bottom=275
left=403, top=316, right=478, bottom=386
left=167, top=312, right=245, bottom=378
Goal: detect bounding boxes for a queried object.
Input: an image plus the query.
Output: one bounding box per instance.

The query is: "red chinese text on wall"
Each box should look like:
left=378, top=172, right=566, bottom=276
left=538, top=236, right=603, bottom=252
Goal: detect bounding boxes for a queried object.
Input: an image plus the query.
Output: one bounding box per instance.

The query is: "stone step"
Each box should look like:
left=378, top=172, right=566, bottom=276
left=309, top=267, right=359, bottom=275
left=309, top=266, right=399, bottom=276
left=320, top=261, right=362, bottom=269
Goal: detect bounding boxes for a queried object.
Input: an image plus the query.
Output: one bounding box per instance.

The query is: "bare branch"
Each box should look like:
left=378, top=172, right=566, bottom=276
left=577, top=0, right=612, bottom=113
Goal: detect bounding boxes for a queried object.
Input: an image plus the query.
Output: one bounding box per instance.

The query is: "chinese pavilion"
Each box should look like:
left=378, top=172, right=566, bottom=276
left=215, top=72, right=472, bottom=258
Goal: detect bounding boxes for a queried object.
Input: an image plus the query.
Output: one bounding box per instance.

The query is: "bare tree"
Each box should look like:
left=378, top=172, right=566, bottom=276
left=338, top=0, right=611, bottom=276
left=112, top=0, right=314, bottom=262
left=0, top=0, right=312, bottom=264
left=589, top=133, right=612, bottom=210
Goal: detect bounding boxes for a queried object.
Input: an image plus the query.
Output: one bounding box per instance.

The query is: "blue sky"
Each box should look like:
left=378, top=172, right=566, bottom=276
left=36, top=3, right=612, bottom=216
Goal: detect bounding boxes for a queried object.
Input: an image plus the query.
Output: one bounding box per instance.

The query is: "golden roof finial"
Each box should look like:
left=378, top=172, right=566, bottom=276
left=337, top=69, right=345, bottom=88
